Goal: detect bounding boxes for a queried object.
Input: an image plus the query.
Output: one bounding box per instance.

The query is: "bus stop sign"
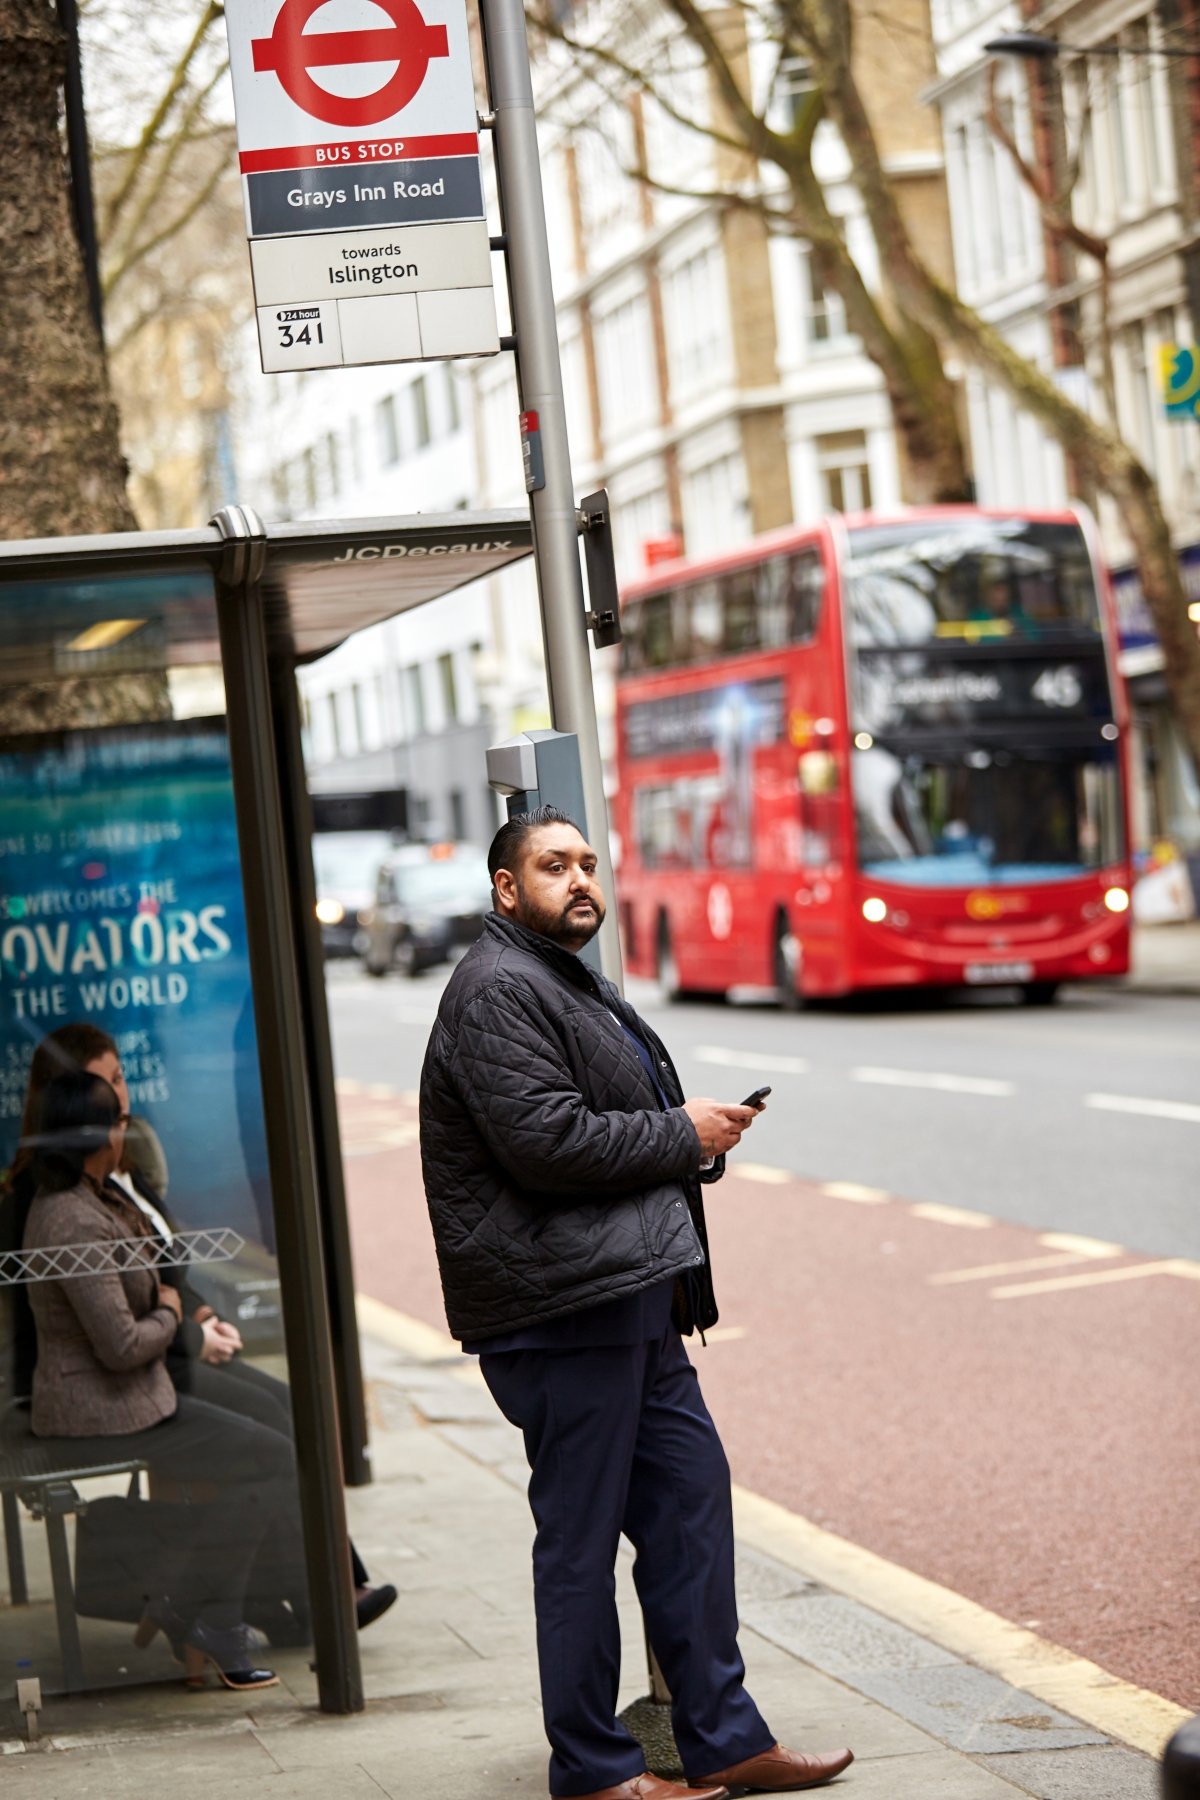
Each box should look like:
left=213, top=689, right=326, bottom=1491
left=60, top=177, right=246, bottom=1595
left=224, top=0, right=498, bottom=373
left=250, top=0, right=449, bottom=126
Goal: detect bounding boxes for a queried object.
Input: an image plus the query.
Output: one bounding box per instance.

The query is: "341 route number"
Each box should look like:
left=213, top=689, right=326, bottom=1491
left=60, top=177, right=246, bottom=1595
left=278, top=318, right=323, bottom=347
left=257, top=300, right=341, bottom=371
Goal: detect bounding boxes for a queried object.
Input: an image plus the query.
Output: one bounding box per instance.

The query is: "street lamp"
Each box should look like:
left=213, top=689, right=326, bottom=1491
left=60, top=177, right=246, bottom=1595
left=985, top=28, right=1200, bottom=55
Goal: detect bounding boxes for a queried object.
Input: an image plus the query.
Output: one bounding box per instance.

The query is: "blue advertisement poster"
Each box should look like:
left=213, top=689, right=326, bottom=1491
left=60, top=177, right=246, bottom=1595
left=0, top=720, right=277, bottom=1327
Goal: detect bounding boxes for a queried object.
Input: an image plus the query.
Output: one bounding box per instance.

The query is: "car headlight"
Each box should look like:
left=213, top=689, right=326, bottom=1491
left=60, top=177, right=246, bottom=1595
left=1103, top=887, right=1129, bottom=913
left=316, top=898, right=344, bottom=925
left=862, top=897, right=887, bottom=923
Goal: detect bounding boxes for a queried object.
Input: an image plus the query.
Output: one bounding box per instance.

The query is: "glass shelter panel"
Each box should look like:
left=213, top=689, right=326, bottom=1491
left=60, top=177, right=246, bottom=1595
left=0, top=569, right=308, bottom=1697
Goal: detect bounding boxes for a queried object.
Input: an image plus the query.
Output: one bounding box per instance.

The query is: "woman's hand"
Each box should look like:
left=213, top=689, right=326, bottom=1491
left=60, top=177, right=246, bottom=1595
left=199, top=1317, right=244, bottom=1364
left=159, top=1285, right=183, bottom=1322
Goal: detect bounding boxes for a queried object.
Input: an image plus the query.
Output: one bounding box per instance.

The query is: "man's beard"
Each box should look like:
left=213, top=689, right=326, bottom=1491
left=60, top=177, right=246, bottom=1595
left=515, top=881, right=606, bottom=946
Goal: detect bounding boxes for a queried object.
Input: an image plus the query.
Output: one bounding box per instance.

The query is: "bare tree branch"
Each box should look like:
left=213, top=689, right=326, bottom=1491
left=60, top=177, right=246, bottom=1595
left=100, top=0, right=223, bottom=241
left=984, top=61, right=1116, bottom=420
left=104, top=141, right=234, bottom=295
left=102, top=63, right=231, bottom=295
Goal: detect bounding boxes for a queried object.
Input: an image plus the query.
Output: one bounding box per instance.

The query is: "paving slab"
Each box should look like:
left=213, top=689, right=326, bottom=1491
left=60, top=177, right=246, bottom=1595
left=0, top=1328, right=1160, bottom=1800
left=974, top=1743, right=1161, bottom=1799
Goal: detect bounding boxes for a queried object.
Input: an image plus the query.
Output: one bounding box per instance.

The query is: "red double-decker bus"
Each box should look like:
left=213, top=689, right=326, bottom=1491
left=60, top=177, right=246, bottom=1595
left=612, top=507, right=1132, bottom=1006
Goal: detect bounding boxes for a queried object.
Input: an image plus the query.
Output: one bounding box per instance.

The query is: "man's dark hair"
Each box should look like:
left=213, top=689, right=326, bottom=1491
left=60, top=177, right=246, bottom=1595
left=28, top=1070, right=121, bottom=1193
left=488, top=806, right=582, bottom=880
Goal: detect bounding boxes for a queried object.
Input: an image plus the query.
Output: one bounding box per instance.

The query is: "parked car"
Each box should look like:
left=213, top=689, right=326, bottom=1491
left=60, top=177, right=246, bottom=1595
left=312, top=830, right=396, bottom=957
left=363, top=843, right=492, bottom=976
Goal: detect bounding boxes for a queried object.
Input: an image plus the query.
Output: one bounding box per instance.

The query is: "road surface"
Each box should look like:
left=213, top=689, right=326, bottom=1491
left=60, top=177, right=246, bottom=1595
left=327, top=963, right=1200, bottom=1709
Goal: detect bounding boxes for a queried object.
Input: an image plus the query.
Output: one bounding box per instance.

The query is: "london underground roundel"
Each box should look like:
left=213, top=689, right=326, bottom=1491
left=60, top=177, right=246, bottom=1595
left=251, top=0, right=450, bottom=127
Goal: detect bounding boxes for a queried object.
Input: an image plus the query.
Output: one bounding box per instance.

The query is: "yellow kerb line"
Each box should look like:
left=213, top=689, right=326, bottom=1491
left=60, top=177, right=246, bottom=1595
left=930, top=1252, right=1110, bottom=1286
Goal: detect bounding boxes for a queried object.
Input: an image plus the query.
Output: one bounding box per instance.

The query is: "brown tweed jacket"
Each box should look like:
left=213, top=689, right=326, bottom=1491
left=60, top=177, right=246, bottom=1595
left=24, top=1177, right=178, bottom=1438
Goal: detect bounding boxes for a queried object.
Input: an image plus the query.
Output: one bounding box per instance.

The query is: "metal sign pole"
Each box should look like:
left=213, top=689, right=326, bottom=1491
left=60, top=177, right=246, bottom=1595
left=477, top=0, right=623, bottom=988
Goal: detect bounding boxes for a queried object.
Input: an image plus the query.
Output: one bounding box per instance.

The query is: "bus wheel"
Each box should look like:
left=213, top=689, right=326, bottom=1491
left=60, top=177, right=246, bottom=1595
left=1022, top=980, right=1060, bottom=1006
left=657, top=916, right=681, bottom=1003
left=774, top=913, right=802, bottom=1011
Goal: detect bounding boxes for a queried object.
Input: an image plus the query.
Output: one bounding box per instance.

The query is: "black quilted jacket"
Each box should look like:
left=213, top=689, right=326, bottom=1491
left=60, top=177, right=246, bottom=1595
left=419, top=912, right=722, bottom=1342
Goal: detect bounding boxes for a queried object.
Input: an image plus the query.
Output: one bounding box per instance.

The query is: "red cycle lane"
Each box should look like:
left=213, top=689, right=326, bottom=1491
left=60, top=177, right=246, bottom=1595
left=339, top=1087, right=1200, bottom=1712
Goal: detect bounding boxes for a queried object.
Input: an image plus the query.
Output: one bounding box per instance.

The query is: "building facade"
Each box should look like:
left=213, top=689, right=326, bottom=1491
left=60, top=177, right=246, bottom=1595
left=928, top=0, right=1200, bottom=854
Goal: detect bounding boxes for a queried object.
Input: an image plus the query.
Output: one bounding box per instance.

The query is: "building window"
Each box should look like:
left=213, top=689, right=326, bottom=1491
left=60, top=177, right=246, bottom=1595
left=817, top=430, right=872, bottom=513
left=805, top=252, right=847, bottom=343
left=680, top=454, right=750, bottom=558
left=593, top=291, right=658, bottom=436
left=377, top=394, right=400, bottom=465
left=444, top=364, right=460, bottom=431
left=449, top=789, right=466, bottom=840
left=405, top=665, right=426, bottom=735
left=412, top=376, right=431, bottom=448
left=612, top=487, right=671, bottom=580
left=351, top=683, right=366, bottom=750
left=1122, top=324, right=1158, bottom=474
left=327, top=693, right=340, bottom=756
left=438, top=652, right=458, bottom=723
left=662, top=247, right=728, bottom=390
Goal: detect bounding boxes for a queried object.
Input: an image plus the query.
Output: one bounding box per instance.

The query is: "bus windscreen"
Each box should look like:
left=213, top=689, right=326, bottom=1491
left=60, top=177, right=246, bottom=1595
left=846, top=517, right=1121, bottom=887
left=853, top=744, right=1123, bottom=886
left=845, top=517, right=1102, bottom=646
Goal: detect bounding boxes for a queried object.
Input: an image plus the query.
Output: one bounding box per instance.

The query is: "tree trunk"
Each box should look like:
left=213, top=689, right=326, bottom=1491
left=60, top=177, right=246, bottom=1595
left=0, top=0, right=135, bottom=540
left=807, top=0, right=1200, bottom=776
left=788, top=154, right=970, bottom=504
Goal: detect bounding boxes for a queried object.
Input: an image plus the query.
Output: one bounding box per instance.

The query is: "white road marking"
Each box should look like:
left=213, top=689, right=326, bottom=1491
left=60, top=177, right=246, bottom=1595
left=991, top=1259, right=1200, bottom=1299
left=822, top=1181, right=890, bottom=1204
left=692, top=1046, right=811, bottom=1074
left=852, top=1066, right=1015, bottom=1097
left=727, top=1161, right=793, bottom=1184
left=911, top=1202, right=995, bottom=1229
left=1085, top=1093, right=1200, bottom=1124
left=393, top=1006, right=442, bottom=1026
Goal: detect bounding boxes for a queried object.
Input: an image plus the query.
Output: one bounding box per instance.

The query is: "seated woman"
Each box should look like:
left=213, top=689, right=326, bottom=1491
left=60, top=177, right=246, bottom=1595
left=23, top=1068, right=304, bottom=1689
left=4, top=1022, right=395, bottom=1633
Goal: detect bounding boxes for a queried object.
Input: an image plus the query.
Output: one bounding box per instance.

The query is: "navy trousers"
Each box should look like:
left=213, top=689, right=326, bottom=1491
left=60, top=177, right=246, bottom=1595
left=481, top=1327, right=774, bottom=1797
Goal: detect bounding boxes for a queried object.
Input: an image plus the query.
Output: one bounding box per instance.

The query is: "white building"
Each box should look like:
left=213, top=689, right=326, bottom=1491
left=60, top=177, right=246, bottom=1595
left=234, top=317, right=551, bottom=846
left=928, top=0, right=1200, bottom=852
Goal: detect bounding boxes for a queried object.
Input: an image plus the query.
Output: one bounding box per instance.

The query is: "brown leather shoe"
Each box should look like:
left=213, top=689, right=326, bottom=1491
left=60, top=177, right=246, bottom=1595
left=562, top=1776, right=728, bottom=1800
left=690, top=1743, right=853, bottom=1791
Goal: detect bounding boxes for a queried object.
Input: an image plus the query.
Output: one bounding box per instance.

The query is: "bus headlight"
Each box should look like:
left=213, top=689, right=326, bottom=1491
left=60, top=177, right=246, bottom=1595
left=1103, top=887, right=1129, bottom=913
left=862, top=897, right=888, bottom=923
left=316, top=898, right=345, bottom=925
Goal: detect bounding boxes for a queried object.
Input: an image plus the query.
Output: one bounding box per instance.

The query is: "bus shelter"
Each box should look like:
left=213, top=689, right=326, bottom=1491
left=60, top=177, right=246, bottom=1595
left=0, top=507, right=532, bottom=1715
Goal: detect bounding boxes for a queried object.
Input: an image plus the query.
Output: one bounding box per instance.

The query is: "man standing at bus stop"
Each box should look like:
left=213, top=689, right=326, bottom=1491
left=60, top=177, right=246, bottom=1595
left=419, top=806, right=854, bottom=1798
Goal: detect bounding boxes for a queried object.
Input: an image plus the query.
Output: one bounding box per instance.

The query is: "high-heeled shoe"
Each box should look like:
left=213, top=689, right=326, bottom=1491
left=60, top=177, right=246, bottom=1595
left=355, top=1583, right=397, bottom=1630
left=134, top=1597, right=193, bottom=1676
left=183, top=1619, right=280, bottom=1691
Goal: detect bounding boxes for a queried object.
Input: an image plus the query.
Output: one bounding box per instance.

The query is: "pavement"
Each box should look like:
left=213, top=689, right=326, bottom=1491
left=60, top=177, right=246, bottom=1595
left=0, top=1309, right=1174, bottom=1798
left=1127, top=921, right=1200, bottom=995
left=337, top=1072, right=1200, bottom=1715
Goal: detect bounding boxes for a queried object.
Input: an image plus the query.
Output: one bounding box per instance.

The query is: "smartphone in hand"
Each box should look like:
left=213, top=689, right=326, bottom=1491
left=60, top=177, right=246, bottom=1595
left=740, top=1086, right=772, bottom=1109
